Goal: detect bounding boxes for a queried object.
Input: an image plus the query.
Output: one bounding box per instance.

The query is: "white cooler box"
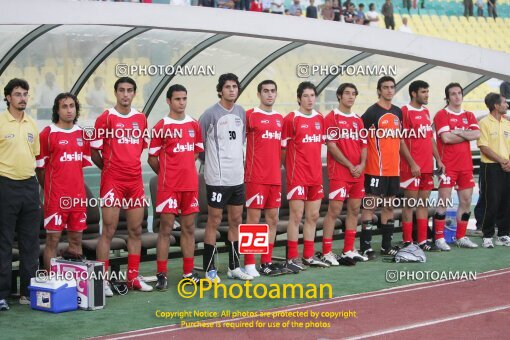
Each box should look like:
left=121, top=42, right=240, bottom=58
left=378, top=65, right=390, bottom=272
left=50, top=258, right=105, bottom=310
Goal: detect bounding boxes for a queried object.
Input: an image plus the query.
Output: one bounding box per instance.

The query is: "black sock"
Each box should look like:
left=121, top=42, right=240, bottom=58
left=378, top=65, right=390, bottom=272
left=228, top=241, right=240, bottom=270
left=360, top=220, right=373, bottom=252
left=381, top=222, right=394, bottom=250
left=203, top=243, right=216, bottom=272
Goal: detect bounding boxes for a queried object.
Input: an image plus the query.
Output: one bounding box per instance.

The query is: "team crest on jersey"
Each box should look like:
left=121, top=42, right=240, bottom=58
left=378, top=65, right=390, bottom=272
left=394, top=118, right=399, bottom=126
left=188, top=129, right=195, bottom=137
left=276, top=120, right=282, bottom=127
left=315, top=122, right=321, bottom=130
left=505, top=131, right=509, bottom=138
left=27, top=133, right=34, bottom=143
left=235, top=117, right=242, bottom=127
left=352, top=122, right=358, bottom=129
left=76, top=138, right=83, bottom=147
left=462, top=118, right=468, bottom=124
left=132, top=122, right=139, bottom=130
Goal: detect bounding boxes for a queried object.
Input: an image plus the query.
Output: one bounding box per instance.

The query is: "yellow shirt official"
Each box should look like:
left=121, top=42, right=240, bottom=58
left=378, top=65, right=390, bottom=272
left=477, top=114, right=510, bottom=164
left=0, top=110, right=40, bottom=180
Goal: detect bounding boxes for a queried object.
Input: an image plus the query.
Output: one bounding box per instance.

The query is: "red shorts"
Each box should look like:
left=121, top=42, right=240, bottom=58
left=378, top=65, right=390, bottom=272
left=100, top=176, right=147, bottom=209
left=400, top=173, right=434, bottom=191
left=44, top=210, right=87, bottom=232
left=329, top=180, right=365, bottom=201
left=245, top=183, right=281, bottom=209
left=438, top=170, right=475, bottom=190
left=156, top=190, right=199, bottom=216
left=286, top=184, right=324, bottom=201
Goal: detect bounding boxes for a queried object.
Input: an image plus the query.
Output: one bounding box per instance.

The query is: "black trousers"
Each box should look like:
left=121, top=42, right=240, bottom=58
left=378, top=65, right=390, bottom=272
left=0, top=176, right=41, bottom=299
left=476, top=163, right=510, bottom=238
left=384, top=16, right=395, bottom=30
left=475, top=170, right=505, bottom=230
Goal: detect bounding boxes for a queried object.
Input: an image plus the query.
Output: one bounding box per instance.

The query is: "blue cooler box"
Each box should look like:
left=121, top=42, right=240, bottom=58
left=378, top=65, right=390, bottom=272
left=28, top=277, right=78, bottom=313
left=444, top=208, right=457, bottom=244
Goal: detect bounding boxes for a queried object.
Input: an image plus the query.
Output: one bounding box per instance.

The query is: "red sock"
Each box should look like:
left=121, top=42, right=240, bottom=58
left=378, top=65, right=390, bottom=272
left=183, top=257, right=194, bottom=276
left=127, top=254, right=140, bottom=281
left=287, top=240, right=299, bottom=259
left=435, top=219, right=445, bottom=239
left=100, top=260, right=109, bottom=273
left=244, top=254, right=256, bottom=266
left=417, top=219, right=428, bottom=244
left=343, top=230, right=356, bottom=253
left=402, top=221, right=413, bottom=243
left=303, top=240, right=315, bottom=259
left=261, top=243, right=274, bottom=264
left=322, top=238, right=333, bottom=255
left=456, top=219, right=468, bottom=239
left=157, top=260, right=167, bottom=274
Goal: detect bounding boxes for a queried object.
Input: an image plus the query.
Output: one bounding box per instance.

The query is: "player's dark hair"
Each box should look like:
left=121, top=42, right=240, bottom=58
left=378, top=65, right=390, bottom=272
left=444, top=82, right=463, bottom=103
left=257, top=80, right=277, bottom=93
left=216, top=73, right=240, bottom=99
left=485, top=92, right=503, bottom=112
left=52, top=92, right=80, bottom=124
left=336, top=83, right=358, bottom=101
left=166, top=84, right=187, bottom=99
left=369, top=3, right=375, bottom=10
left=377, top=76, right=396, bottom=92
left=4, top=78, right=29, bottom=108
left=114, top=77, right=137, bottom=93
left=408, top=80, right=429, bottom=99
left=297, top=81, right=317, bottom=104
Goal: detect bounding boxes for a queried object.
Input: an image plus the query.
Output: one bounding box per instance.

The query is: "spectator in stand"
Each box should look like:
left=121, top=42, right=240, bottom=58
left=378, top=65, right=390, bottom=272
left=403, top=0, right=411, bottom=12
left=262, top=0, right=271, bottom=12
left=381, top=0, right=395, bottom=29
left=236, top=0, right=251, bottom=10
left=331, top=0, right=342, bottom=20
left=398, top=16, right=413, bottom=33
left=271, top=0, right=285, bottom=13
left=306, top=0, right=319, bottom=17
left=464, top=0, right=474, bottom=16
left=476, top=0, right=484, bottom=16
left=289, top=0, right=303, bottom=15
left=342, top=0, right=352, bottom=12
left=501, top=81, right=510, bottom=105
left=198, top=0, right=215, bottom=6
left=367, top=3, right=380, bottom=26
left=488, top=0, right=497, bottom=18
left=322, top=0, right=335, bottom=19
left=356, top=3, right=366, bottom=23
left=218, top=0, right=235, bottom=8
left=251, top=0, right=263, bottom=11
left=344, top=3, right=356, bottom=23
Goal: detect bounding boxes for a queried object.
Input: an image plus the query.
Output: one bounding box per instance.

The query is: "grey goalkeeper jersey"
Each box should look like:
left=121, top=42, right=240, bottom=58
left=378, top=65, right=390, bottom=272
left=199, top=102, right=246, bottom=186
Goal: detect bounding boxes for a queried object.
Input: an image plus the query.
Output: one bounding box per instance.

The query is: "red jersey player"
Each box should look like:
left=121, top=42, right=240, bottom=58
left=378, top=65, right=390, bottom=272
left=322, top=83, right=368, bottom=266
left=90, top=77, right=152, bottom=295
left=36, top=93, right=92, bottom=270
left=399, top=80, right=444, bottom=251
left=243, top=80, right=285, bottom=277
left=148, top=85, right=203, bottom=290
left=282, top=81, right=329, bottom=272
left=433, top=83, right=480, bottom=250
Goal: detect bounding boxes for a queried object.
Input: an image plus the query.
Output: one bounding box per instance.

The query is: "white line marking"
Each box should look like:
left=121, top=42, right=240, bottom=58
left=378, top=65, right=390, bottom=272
left=344, top=304, right=510, bottom=340
left=100, top=268, right=510, bottom=339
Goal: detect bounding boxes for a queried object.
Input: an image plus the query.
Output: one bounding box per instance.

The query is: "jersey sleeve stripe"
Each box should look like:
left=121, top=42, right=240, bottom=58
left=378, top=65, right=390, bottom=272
left=149, top=146, right=161, bottom=155
left=437, top=126, right=450, bottom=135
left=90, top=140, right=103, bottom=149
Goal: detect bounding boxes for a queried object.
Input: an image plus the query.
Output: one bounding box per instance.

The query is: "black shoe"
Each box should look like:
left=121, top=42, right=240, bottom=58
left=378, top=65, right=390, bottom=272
left=155, top=272, right=168, bottom=291
left=283, top=260, right=302, bottom=274
left=259, top=263, right=283, bottom=276
left=419, top=240, right=440, bottom=252
left=362, top=248, right=377, bottom=261
left=380, top=245, right=401, bottom=256
left=183, top=272, right=201, bottom=284
left=402, top=241, right=413, bottom=248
